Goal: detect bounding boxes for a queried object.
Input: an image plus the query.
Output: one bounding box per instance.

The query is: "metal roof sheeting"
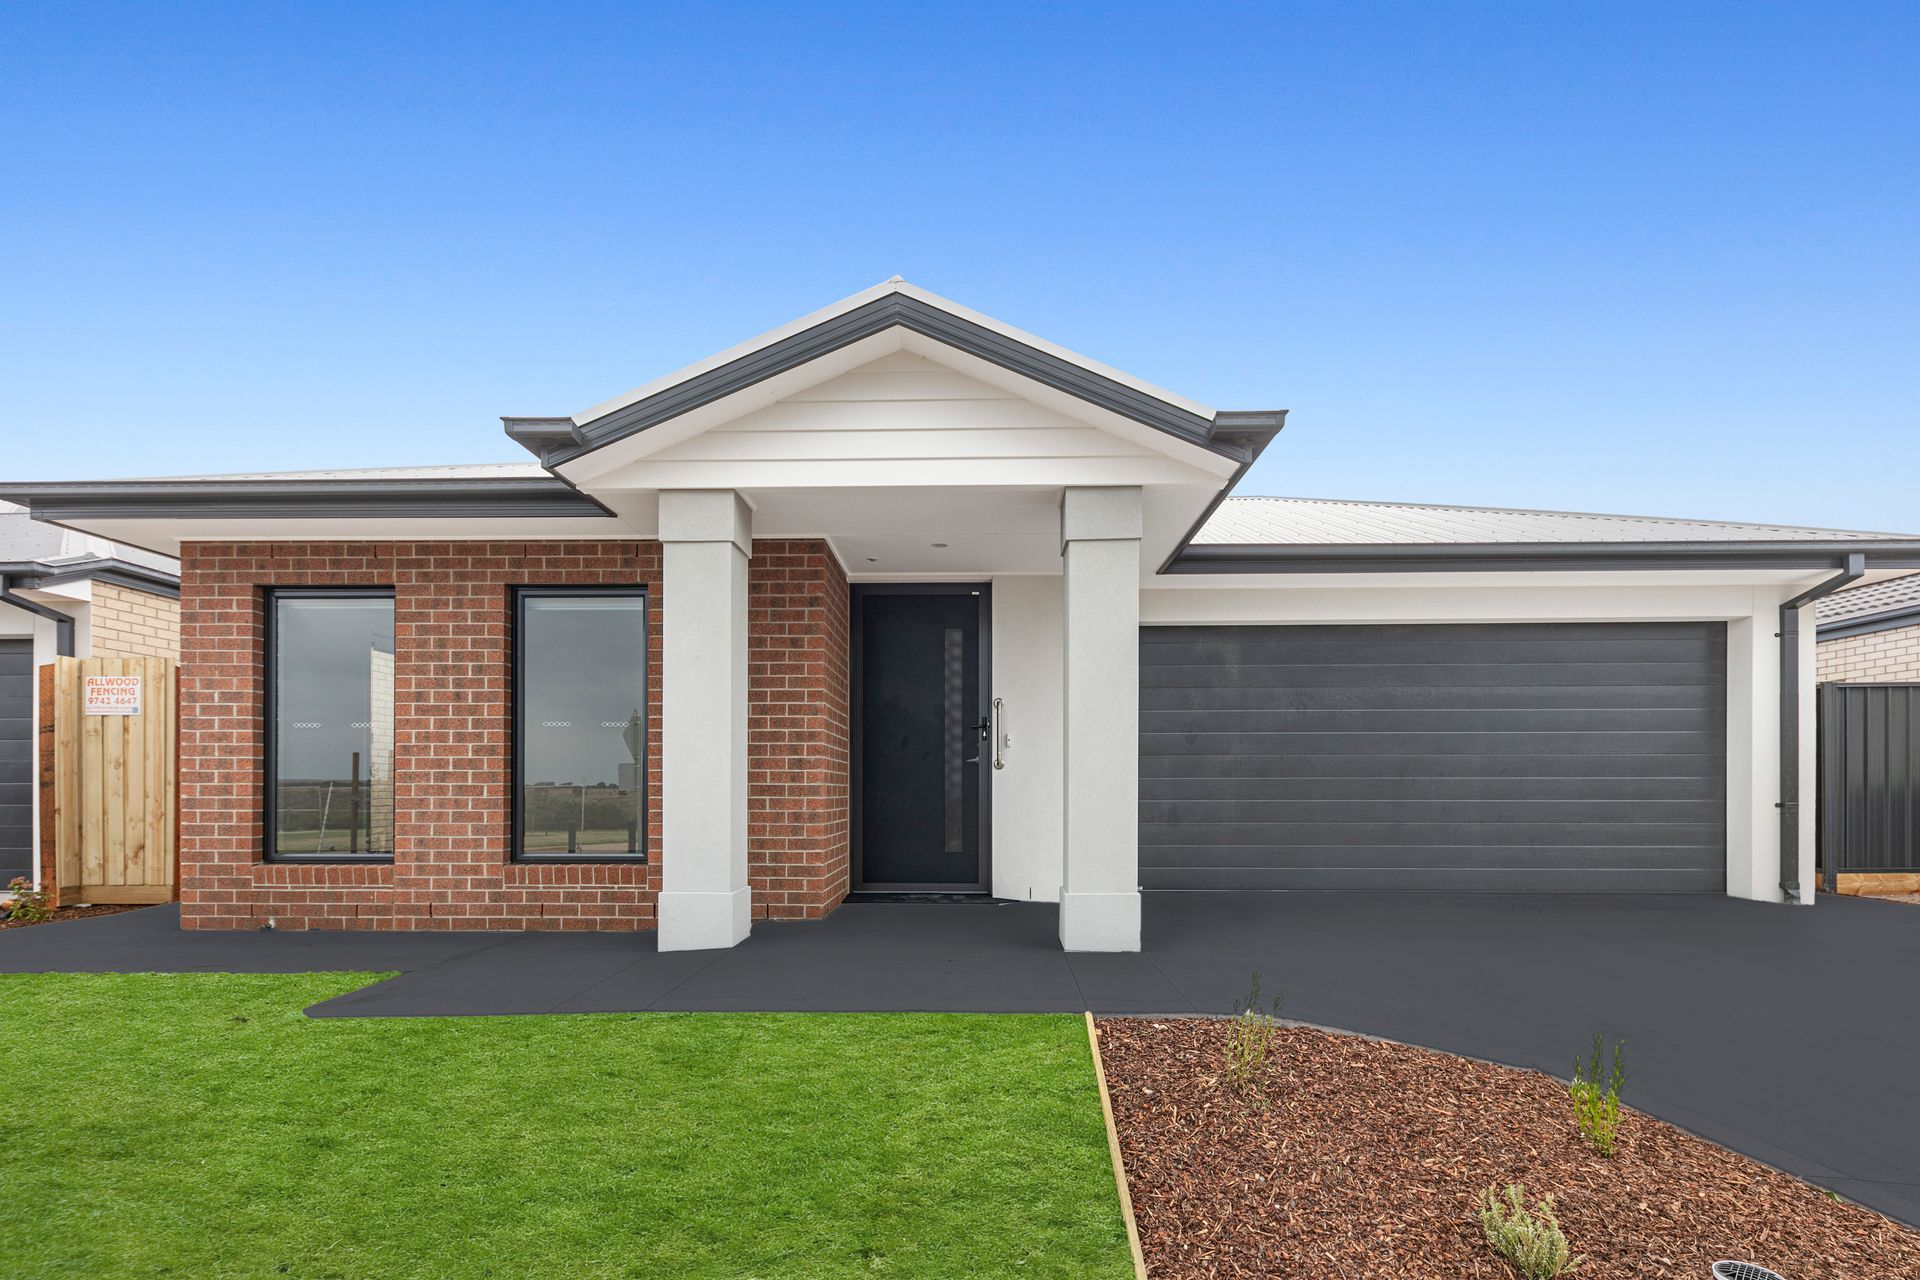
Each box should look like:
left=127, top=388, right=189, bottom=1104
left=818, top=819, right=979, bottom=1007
left=1196, top=496, right=1918, bottom=547
left=87, top=462, right=552, bottom=484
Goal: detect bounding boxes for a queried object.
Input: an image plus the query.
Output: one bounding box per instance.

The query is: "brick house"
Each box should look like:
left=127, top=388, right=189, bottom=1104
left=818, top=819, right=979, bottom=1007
left=0, top=503, right=180, bottom=886
left=1816, top=573, right=1920, bottom=682
left=7, top=281, right=1920, bottom=949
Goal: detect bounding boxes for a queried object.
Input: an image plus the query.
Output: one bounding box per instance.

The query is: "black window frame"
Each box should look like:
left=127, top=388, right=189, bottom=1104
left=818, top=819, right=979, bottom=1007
left=263, top=586, right=398, bottom=865
left=511, top=585, right=651, bottom=864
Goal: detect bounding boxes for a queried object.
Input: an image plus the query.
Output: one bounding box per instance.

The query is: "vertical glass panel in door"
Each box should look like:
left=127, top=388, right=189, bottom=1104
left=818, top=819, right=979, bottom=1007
left=519, top=595, right=648, bottom=857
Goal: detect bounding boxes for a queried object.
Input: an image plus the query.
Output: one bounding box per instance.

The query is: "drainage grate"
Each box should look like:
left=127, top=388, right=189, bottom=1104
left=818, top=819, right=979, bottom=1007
left=1712, top=1264, right=1786, bottom=1280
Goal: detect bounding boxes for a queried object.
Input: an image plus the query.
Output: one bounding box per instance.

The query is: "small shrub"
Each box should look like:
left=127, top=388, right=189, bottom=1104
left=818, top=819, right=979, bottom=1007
left=4, top=877, right=51, bottom=924
left=1570, top=1033, right=1627, bottom=1156
left=1480, top=1183, right=1583, bottom=1278
left=1223, top=971, right=1283, bottom=1096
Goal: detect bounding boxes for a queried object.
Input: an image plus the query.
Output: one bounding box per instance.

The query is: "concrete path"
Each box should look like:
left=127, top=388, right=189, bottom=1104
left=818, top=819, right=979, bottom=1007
left=5, top=892, right=1917, bottom=1227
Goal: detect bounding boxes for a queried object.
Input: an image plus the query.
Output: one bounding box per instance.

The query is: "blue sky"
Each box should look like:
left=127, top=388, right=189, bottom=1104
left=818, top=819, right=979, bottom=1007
left=3, top=2, right=1915, bottom=530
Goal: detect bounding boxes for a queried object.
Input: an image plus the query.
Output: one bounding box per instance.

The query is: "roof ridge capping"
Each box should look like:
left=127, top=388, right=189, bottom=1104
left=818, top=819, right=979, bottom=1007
left=505, top=279, right=1286, bottom=470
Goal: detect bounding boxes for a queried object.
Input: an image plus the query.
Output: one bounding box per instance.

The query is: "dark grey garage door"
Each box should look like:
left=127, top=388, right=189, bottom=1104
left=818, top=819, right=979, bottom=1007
left=0, top=640, right=31, bottom=886
left=1141, top=622, right=1727, bottom=892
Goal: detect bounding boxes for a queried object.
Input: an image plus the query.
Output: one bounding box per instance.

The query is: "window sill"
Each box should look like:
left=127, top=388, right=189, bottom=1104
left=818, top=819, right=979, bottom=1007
left=512, top=855, right=649, bottom=865
left=264, top=855, right=397, bottom=865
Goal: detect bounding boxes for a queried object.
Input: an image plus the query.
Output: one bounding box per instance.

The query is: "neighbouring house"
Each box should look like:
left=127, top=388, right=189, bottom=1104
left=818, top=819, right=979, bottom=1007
left=1817, top=572, right=1920, bottom=682
left=4, top=281, right=1917, bottom=949
left=1813, top=572, right=1920, bottom=896
left=0, top=503, right=181, bottom=887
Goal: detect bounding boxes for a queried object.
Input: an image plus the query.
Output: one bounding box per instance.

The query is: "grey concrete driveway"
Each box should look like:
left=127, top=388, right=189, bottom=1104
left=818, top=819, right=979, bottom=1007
left=5, top=892, right=1917, bottom=1226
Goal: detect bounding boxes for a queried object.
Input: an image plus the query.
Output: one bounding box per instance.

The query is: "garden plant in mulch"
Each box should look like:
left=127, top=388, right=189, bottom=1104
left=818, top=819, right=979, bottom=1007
left=1097, top=1017, right=1920, bottom=1278
left=0, top=882, right=147, bottom=931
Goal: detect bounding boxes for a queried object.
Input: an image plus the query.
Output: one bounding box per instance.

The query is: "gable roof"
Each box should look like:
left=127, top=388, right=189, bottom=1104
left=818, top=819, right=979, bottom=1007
left=505, top=279, right=1285, bottom=471
left=1168, top=495, right=1920, bottom=573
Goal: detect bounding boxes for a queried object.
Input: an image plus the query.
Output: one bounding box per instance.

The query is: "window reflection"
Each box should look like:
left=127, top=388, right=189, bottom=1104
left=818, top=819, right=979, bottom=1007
left=518, top=594, right=648, bottom=858
left=272, top=594, right=395, bottom=857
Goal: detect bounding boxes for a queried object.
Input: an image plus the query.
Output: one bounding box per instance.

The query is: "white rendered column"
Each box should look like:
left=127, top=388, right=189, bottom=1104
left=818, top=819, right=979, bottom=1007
left=657, top=490, right=754, bottom=950
left=1058, top=486, right=1143, bottom=951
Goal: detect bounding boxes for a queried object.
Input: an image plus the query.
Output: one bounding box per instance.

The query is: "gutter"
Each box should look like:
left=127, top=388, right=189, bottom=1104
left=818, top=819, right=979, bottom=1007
left=1152, top=410, right=1292, bottom=576
left=0, top=475, right=616, bottom=521
left=1166, top=539, right=1920, bottom=574
left=1778, top=553, right=1866, bottom=903
left=0, top=572, right=75, bottom=656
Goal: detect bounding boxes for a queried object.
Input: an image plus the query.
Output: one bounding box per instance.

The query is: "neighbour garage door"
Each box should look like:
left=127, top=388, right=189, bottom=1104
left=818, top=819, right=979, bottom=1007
left=1140, top=622, right=1727, bottom=892
left=0, top=640, right=31, bottom=886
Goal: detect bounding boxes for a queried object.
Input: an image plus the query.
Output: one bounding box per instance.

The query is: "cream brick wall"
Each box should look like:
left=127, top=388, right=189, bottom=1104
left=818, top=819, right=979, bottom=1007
left=89, top=581, right=181, bottom=659
left=1817, top=623, right=1920, bottom=684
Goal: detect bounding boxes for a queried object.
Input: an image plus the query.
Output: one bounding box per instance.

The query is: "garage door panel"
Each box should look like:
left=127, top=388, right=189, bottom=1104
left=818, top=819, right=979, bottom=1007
left=1142, top=683, right=1726, bottom=713
left=1142, top=842, right=1724, bottom=872
left=1139, top=636, right=1723, bottom=667
left=1143, top=819, right=1723, bottom=848
left=1140, top=622, right=1727, bottom=892
left=1141, top=798, right=1727, bottom=826
left=1143, top=661, right=1721, bottom=690
left=1143, top=706, right=1726, bottom=735
left=1142, top=774, right=1718, bottom=802
left=1145, top=730, right=1719, bottom=757
left=1140, top=865, right=1727, bottom=893
left=0, top=640, right=28, bottom=882
left=1140, top=750, right=1722, bottom=781
left=1141, top=620, right=1723, bottom=646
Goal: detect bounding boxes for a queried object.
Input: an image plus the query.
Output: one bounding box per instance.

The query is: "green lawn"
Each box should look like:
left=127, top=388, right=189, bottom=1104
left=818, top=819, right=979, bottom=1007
left=0, top=974, right=1133, bottom=1280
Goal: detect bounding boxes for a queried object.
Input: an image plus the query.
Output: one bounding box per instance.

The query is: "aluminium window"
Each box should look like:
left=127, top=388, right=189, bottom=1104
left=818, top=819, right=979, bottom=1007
left=266, top=589, right=396, bottom=861
left=513, top=588, right=649, bottom=861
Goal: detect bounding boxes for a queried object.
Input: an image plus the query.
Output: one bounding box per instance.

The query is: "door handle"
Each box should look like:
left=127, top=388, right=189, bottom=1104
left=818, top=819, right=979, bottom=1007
left=991, top=697, right=1006, bottom=770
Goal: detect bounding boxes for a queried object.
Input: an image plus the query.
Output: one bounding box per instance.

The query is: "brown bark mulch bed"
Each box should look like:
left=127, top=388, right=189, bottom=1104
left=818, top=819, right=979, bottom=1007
left=0, top=903, right=149, bottom=930
left=1098, top=1017, right=1920, bottom=1278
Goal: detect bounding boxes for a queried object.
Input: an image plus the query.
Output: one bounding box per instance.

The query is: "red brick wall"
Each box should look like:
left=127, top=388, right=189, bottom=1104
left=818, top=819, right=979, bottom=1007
left=749, top=542, right=851, bottom=919
left=177, top=539, right=849, bottom=931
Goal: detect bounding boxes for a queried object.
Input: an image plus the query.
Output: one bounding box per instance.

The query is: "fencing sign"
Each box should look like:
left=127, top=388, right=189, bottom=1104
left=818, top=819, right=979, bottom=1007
left=83, top=674, right=142, bottom=716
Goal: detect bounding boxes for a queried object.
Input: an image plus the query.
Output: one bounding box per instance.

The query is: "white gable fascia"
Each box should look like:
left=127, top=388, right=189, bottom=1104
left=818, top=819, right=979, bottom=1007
left=571, top=277, right=1215, bottom=431
left=557, top=329, right=1236, bottom=491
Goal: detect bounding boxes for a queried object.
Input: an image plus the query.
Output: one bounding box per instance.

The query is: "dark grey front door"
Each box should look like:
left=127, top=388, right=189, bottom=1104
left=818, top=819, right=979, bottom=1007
left=0, top=640, right=32, bottom=887
left=852, top=586, right=990, bottom=890
left=1140, top=622, right=1728, bottom=892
